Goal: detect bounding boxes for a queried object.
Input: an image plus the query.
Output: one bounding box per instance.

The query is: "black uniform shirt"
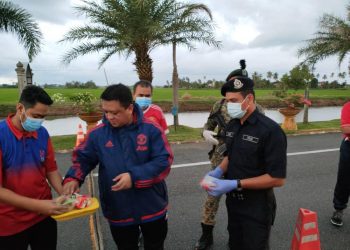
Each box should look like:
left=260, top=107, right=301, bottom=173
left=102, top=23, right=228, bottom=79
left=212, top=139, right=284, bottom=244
left=225, top=109, right=287, bottom=180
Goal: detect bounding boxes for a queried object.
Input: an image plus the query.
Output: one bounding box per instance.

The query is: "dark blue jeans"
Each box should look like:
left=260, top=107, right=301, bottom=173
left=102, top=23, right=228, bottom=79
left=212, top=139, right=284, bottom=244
left=333, top=139, right=350, bottom=210
left=110, top=216, right=167, bottom=250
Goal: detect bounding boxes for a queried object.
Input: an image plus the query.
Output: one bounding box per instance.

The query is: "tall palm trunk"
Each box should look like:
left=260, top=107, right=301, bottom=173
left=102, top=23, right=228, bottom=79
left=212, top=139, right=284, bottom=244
left=134, top=48, right=153, bottom=82
left=172, top=41, right=179, bottom=127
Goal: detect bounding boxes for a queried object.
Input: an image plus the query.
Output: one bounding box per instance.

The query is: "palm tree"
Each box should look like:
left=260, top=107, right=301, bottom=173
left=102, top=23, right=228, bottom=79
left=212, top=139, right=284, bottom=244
left=60, top=0, right=175, bottom=82
left=167, top=2, right=220, bottom=126
left=298, top=4, right=350, bottom=67
left=266, top=71, right=273, bottom=80
left=0, top=1, right=42, bottom=61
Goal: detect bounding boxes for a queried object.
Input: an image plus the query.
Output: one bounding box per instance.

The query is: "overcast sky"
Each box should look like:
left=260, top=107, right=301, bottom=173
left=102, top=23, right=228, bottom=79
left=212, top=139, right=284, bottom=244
left=1, top=0, right=349, bottom=86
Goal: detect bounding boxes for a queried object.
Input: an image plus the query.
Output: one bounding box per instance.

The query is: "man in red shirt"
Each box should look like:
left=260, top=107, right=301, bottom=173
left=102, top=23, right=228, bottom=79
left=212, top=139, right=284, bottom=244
left=0, top=86, right=69, bottom=250
left=331, top=101, right=350, bottom=227
left=133, top=80, right=169, bottom=134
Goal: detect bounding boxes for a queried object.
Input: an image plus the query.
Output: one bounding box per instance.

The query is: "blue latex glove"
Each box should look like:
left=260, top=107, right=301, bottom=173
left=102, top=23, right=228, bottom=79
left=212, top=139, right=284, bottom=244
left=208, top=178, right=238, bottom=197
left=207, top=166, right=223, bottom=179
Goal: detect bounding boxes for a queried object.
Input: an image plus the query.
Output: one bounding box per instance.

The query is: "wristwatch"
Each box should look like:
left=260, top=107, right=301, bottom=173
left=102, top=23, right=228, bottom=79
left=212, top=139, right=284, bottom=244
left=237, top=179, right=243, bottom=191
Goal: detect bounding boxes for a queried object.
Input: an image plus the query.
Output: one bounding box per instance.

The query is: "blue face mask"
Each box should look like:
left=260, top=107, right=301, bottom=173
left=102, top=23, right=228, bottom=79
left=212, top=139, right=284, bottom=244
left=21, top=110, right=44, bottom=132
left=135, top=97, right=152, bottom=109
left=227, top=97, right=248, bottom=119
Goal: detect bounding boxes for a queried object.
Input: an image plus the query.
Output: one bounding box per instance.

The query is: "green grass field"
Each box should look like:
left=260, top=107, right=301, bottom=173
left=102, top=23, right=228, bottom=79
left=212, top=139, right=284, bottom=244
left=1, top=87, right=350, bottom=105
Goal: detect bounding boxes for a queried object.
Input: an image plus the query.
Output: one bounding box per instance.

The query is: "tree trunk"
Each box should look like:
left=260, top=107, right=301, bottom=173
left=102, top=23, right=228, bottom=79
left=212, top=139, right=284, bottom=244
left=133, top=47, right=153, bottom=82
left=172, top=41, right=179, bottom=128
left=303, top=83, right=310, bottom=124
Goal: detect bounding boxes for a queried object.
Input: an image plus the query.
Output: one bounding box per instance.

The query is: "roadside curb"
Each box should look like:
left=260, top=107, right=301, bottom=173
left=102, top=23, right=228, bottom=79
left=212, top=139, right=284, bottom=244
left=55, top=129, right=341, bottom=153
left=285, top=128, right=340, bottom=136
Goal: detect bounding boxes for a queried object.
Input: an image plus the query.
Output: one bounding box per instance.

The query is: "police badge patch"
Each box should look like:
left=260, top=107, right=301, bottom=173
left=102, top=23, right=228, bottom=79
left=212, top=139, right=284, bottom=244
left=233, top=79, right=243, bottom=89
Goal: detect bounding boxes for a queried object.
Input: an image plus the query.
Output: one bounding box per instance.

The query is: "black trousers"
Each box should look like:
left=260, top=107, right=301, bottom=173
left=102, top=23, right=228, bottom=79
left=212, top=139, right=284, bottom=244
left=0, top=217, right=57, bottom=250
left=333, top=139, right=350, bottom=210
left=110, top=216, right=167, bottom=250
left=226, top=190, right=276, bottom=250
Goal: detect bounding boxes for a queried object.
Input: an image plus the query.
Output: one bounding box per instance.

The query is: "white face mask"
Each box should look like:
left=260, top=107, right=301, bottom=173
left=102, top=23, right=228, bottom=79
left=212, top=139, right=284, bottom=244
left=227, top=97, right=248, bottom=119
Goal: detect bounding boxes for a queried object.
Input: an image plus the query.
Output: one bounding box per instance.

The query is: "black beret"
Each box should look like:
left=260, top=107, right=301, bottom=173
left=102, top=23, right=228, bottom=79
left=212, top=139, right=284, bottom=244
left=221, top=76, right=254, bottom=96
left=225, top=59, right=248, bottom=81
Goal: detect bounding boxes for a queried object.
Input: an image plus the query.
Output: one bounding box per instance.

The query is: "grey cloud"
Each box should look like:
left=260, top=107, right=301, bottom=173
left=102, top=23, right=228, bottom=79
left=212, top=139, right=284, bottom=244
left=10, top=0, right=76, bottom=24
left=202, top=0, right=349, bottom=49
left=1, top=0, right=350, bottom=85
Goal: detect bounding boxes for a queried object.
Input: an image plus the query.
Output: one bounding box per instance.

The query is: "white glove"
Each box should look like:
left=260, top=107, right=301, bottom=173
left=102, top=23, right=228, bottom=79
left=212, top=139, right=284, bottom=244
left=202, top=130, right=219, bottom=145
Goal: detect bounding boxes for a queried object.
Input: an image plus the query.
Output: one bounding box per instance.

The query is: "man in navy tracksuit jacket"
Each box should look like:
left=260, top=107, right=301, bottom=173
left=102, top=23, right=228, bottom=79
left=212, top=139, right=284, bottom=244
left=63, top=84, right=173, bottom=250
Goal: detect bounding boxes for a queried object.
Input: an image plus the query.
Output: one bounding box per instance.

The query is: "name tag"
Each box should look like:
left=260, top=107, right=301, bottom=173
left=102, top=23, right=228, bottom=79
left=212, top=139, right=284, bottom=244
left=242, top=134, right=259, bottom=143
left=226, top=132, right=234, bottom=138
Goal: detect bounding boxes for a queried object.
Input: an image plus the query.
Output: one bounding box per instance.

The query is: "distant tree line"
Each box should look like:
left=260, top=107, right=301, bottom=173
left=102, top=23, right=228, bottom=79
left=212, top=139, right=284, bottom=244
left=0, top=83, right=17, bottom=88
left=163, top=67, right=348, bottom=90
left=42, top=80, right=98, bottom=89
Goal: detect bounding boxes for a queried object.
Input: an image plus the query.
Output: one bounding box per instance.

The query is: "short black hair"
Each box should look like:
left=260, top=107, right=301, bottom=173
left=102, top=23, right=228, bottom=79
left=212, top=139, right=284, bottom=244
left=133, top=80, right=153, bottom=93
left=241, top=89, right=255, bottom=99
left=101, top=84, right=133, bottom=108
left=19, top=85, right=53, bottom=108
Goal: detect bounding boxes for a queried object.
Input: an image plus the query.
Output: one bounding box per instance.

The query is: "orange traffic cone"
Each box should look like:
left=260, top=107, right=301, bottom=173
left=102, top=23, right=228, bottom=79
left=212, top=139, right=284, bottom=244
left=291, top=208, right=321, bottom=250
left=75, top=124, right=85, bottom=147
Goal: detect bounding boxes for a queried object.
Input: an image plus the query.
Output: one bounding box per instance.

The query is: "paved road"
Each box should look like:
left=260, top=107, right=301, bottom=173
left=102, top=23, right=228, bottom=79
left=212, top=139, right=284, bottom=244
left=55, top=132, right=350, bottom=250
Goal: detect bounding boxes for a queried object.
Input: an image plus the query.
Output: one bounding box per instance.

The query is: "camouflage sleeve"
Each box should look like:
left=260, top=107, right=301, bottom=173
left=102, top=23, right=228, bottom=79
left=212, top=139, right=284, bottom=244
left=203, top=100, right=222, bottom=132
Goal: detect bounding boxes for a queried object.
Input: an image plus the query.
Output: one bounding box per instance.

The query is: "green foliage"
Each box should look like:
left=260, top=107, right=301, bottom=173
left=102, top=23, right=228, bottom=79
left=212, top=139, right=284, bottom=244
left=61, top=0, right=219, bottom=82
left=65, top=80, right=97, bottom=89
left=69, top=92, right=97, bottom=114
left=167, top=125, right=202, bottom=142
left=272, top=89, right=287, bottom=99
left=298, top=4, right=350, bottom=66
left=281, top=64, right=313, bottom=90
left=0, top=1, right=42, bottom=61
left=51, top=93, right=67, bottom=104
left=1, top=88, right=350, bottom=106
left=282, top=93, right=305, bottom=108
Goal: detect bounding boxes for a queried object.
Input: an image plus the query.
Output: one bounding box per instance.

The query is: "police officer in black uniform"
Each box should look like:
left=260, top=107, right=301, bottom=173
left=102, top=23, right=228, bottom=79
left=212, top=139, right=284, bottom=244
left=201, top=76, right=287, bottom=250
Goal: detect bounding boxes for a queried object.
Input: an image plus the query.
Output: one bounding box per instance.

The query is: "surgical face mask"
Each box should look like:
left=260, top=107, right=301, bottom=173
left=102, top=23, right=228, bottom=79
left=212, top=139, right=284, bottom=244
left=227, top=97, right=248, bottom=119
left=20, top=109, right=44, bottom=132
left=135, top=97, right=152, bottom=109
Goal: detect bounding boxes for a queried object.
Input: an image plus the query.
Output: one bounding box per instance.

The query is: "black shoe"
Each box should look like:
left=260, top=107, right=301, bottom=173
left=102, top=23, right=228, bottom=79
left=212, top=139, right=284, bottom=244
left=194, top=223, right=214, bottom=250
left=330, top=210, right=343, bottom=227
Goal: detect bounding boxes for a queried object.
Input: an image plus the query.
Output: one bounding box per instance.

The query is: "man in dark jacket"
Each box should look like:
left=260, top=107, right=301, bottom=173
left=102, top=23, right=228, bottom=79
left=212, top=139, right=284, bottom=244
left=63, top=84, right=173, bottom=250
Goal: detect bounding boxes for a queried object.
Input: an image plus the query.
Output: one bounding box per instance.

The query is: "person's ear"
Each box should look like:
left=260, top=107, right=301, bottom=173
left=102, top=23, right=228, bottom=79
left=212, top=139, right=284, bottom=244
left=128, top=103, right=134, bottom=113
left=247, top=94, right=254, bottom=105
left=16, top=103, right=24, bottom=113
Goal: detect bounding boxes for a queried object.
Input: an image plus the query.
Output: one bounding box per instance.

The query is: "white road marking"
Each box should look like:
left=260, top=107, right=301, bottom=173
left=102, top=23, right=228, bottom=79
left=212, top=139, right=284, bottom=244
left=91, top=148, right=339, bottom=176
left=286, top=148, right=338, bottom=156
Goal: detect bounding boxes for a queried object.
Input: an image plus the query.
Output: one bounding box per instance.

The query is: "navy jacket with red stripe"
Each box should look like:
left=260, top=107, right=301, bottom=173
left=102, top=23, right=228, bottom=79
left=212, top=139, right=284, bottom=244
left=64, top=104, right=173, bottom=226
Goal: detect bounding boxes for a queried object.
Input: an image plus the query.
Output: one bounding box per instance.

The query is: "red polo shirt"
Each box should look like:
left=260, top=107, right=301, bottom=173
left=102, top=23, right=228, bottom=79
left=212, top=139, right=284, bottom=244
left=143, top=104, right=168, bottom=133
left=0, top=115, right=57, bottom=236
left=341, top=102, right=350, bottom=138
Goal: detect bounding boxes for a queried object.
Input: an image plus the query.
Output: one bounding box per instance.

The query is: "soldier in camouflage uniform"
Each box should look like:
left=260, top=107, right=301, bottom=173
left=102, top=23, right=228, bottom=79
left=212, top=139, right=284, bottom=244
left=195, top=60, right=264, bottom=250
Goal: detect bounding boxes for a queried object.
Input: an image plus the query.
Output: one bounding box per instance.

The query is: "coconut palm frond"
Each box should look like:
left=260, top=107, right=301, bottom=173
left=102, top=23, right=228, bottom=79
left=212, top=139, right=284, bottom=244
left=298, top=11, right=350, bottom=67
left=0, top=1, right=42, bottom=61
